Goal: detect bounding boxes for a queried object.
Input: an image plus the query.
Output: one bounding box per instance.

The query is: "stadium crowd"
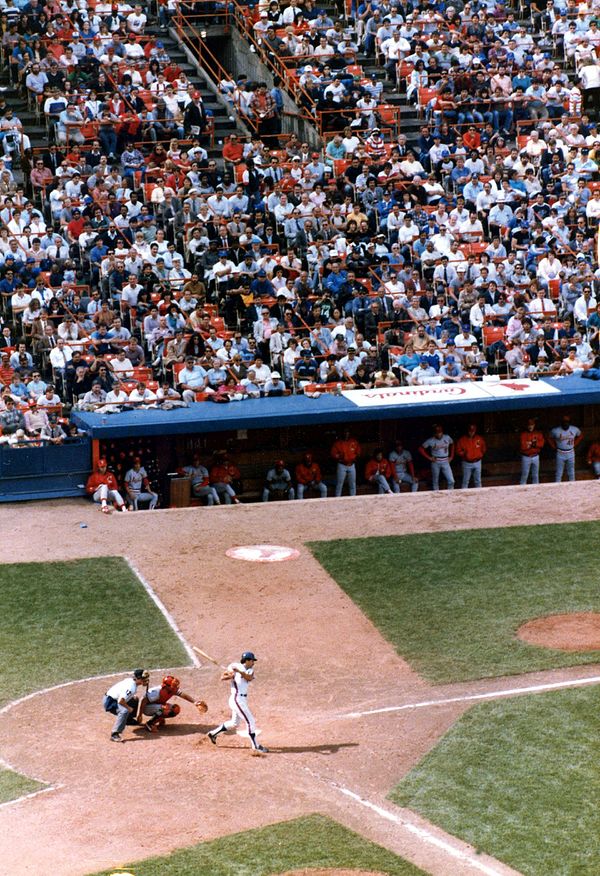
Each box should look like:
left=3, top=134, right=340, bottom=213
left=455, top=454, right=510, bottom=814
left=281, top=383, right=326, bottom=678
left=0, top=0, right=598, bottom=452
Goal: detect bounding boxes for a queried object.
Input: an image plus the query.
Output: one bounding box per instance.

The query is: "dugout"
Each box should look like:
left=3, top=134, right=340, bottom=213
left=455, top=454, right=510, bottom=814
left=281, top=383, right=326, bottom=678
left=68, top=375, right=600, bottom=505
left=0, top=437, right=90, bottom=502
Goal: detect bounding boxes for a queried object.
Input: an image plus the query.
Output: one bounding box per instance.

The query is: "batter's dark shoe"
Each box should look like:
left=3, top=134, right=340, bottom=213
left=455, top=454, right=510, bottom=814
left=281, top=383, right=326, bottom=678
left=256, top=744, right=269, bottom=753
left=110, top=733, right=124, bottom=743
left=207, top=732, right=217, bottom=744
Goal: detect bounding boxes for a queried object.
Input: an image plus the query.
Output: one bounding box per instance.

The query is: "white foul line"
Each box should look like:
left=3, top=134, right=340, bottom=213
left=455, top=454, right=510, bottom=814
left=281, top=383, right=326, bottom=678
left=0, top=559, right=202, bottom=812
left=337, top=786, right=508, bottom=876
left=340, top=673, right=600, bottom=718
left=124, top=556, right=200, bottom=668
left=0, top=783, right=63, bottom=811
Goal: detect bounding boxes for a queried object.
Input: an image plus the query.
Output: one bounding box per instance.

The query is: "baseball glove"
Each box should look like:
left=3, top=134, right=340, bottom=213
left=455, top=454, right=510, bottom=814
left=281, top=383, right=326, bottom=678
left=195, top=700, right=208, bottom=714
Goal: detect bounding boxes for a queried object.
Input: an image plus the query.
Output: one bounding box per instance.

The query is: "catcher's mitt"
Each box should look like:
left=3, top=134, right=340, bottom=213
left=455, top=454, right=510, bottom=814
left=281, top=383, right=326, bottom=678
left=195, top=700, right=208, bottom=714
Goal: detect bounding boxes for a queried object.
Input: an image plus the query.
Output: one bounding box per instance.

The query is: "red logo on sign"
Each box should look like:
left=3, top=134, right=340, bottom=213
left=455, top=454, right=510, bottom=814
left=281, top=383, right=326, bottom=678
left=502, top=383, right=529, bottom=392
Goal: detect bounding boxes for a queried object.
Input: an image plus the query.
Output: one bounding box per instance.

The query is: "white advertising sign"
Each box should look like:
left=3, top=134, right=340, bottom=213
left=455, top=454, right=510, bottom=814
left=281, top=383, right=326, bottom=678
left=342, top=383, right=490, bottom=407
left=478, top=379, right=560, bottom=398
left=342, top=379, right=560, bottom=408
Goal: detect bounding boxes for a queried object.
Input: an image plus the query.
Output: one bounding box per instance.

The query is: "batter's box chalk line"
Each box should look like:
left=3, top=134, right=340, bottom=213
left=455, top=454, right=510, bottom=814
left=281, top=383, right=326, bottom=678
left=0, top=561, right=203, bottom=811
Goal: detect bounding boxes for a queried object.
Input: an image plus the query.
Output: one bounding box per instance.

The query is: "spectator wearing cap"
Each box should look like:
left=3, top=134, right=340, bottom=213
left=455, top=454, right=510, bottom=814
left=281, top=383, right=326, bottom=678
left=250, top=269, right=275, bottom=300
left=293, top=349, right=318, bottom=389
left=263, top=370, right=286, bottom=396
left=409, top=357, right=443, bottom=385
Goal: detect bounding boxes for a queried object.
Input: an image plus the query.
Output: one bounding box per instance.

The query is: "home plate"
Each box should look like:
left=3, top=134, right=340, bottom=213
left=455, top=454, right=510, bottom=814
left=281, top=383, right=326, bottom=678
left=226, top=545, right=300, bottom=562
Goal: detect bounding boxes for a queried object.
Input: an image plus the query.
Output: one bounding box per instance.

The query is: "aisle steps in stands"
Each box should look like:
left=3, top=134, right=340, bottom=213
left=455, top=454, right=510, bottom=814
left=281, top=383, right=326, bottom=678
left=0, top=25, right=243, bottom=169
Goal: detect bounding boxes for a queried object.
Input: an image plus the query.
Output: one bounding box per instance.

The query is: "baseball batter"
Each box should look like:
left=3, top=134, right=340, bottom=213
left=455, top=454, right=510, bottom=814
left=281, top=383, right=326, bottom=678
left=139, top=674, right=207, bottom=732
left=207, top=652, right=268, bottom=753
left=419, top=424, right=455, bottom=490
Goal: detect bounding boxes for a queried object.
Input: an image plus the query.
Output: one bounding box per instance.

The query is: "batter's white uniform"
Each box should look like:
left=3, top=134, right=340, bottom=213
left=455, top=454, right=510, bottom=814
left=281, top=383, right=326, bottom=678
left=223, top=662, right=257, bottom=737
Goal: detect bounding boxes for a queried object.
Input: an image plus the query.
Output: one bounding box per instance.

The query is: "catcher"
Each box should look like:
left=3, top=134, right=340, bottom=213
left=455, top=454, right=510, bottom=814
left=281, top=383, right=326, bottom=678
left=138, top=674, right=207, bottom=733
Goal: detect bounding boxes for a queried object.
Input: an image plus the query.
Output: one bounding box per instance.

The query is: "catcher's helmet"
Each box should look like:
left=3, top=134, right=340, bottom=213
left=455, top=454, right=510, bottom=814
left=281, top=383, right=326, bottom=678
left=162, top=674, right=180, bottom=692
left=241, top=651, right=257, bottom=662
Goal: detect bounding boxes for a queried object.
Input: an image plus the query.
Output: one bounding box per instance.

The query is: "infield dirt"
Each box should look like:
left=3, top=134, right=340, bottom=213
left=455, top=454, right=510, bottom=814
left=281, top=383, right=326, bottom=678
left=0, top=482, right=598, bottom=876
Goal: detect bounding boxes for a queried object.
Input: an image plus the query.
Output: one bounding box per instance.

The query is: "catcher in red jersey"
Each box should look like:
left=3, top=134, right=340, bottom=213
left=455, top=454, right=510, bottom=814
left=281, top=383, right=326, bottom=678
left=139, top=675, right=207, bottom=732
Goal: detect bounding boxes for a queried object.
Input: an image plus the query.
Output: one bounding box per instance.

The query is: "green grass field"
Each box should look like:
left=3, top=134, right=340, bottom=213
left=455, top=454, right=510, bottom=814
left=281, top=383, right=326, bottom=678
left=310, top=523, right=600, bottom=683
left=391, top=686, right=600, bottom=876
left=0, top=557, right=189, bottom=805
left=0, top=557, right=189, bottom=707
left=0, top=767, right=45, bottom=804
left=91, top=814, right=426, bottom=875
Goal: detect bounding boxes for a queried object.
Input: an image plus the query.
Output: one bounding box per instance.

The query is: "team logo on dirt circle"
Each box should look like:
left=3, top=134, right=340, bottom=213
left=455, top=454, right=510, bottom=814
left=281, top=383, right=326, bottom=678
left=226, top=544, right=300, bottom=562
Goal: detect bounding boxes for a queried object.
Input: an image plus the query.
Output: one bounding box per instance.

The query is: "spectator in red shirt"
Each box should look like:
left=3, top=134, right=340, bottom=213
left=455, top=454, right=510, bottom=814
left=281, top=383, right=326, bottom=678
left=222, top=133, right=244, bottom=165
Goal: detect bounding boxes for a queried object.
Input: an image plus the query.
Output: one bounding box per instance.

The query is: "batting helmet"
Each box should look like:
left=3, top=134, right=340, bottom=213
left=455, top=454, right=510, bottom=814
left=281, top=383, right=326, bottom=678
left=162, top=674, right=180, bottom=692
left=133, top=668, right=149, bottom=683
left=241, top=651, right=257, bottom=662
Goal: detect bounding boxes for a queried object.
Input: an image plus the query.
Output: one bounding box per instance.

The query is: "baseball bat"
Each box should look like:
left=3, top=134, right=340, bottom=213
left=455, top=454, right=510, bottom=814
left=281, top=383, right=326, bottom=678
left=193, top=645, right=227, bottom=670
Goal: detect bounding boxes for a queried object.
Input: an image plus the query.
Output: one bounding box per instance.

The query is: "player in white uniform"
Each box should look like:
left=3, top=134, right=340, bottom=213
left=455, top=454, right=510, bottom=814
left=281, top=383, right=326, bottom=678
left=419, top=424, right=455, bottom=490
left=207, top=651, right=268, bottom=753
left=102, top=668, right=149, bottom=742
left=389, top=440, right=418, bottom=492
left=548, top=416, right=583, bottom=482
left=124, top=457, right=158, bottom=510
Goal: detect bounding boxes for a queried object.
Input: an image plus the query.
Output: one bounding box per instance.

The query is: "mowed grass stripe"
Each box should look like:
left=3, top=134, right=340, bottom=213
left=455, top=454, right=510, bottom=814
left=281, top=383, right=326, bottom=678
left=391, top=686, right=600, bottom=876
left=310, top=523, right=600, bottom=683
left=0, top=557, right=189, bottom=707
left=91, top=814, right=426, bottom=875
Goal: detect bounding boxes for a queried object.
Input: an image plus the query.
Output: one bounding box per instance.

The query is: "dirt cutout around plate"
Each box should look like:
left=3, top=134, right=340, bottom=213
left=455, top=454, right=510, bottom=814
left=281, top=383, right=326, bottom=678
left=518, top=613, right=600, bottom=651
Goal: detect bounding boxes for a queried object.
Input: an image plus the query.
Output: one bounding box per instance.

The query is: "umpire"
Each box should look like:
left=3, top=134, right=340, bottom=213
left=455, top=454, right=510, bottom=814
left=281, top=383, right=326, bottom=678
left=103, top=668, right=149, bottom=743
